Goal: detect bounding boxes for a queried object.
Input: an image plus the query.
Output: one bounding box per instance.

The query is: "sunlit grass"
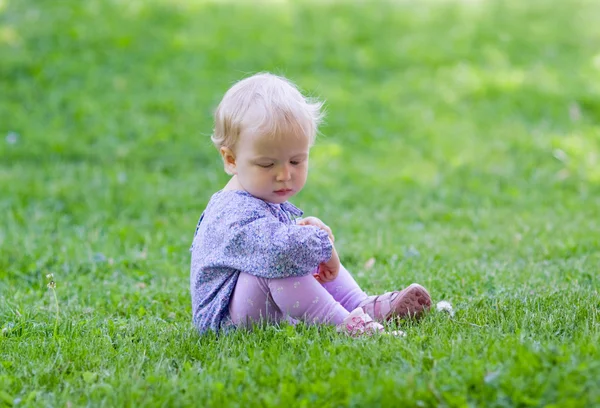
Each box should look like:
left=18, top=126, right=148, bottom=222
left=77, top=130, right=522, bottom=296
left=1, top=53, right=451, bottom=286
left=1, top=0, right=600, bottom=406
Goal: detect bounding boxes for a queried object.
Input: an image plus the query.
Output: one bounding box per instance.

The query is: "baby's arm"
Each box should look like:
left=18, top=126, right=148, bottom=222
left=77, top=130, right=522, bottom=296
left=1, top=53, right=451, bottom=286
left=221, top=214, right=333, bottom=279
left=297, top=216, right=339, bottom=283
left=297, top=216, right=334, bottom=242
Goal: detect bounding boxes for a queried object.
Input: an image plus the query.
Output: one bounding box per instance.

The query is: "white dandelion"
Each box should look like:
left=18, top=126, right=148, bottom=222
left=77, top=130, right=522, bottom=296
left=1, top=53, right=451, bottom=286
left=436, top=300, right=455, bottom=317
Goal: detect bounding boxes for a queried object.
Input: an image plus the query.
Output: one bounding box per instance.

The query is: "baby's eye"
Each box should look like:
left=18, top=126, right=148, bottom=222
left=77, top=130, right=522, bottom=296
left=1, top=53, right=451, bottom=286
left=257, top=163, right=274, bottom=168
left=290, top=161, right=300, bottom=165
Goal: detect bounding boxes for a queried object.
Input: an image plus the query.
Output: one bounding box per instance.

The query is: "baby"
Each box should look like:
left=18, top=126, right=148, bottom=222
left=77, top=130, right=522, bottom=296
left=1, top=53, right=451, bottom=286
left=190, top=73, right=431, bottom=336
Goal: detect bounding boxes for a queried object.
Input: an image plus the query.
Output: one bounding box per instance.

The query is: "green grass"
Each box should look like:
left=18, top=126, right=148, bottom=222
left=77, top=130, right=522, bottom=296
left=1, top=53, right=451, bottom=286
left=2, top=0, right=600, bottom=406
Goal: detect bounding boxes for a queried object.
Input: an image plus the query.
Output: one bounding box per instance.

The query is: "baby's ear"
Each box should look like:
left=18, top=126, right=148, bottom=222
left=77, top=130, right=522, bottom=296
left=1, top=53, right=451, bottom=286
left=219, top=147, right=237, bottom=175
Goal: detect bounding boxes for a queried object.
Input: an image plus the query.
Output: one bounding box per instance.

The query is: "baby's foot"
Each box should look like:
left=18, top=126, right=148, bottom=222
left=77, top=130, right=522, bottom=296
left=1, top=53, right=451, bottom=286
left=337, top=307, right=404, bottom=337
left=358, top=283, right=431, bottom=322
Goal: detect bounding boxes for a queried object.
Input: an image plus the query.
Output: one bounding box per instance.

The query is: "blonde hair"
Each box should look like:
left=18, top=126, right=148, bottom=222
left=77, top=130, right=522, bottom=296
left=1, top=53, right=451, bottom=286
left=211, top=73, right=324, bottom=150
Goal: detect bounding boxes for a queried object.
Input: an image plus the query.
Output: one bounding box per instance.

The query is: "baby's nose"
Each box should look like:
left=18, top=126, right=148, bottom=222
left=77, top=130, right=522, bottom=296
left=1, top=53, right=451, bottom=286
left=276, top=165, right=292, bottom=181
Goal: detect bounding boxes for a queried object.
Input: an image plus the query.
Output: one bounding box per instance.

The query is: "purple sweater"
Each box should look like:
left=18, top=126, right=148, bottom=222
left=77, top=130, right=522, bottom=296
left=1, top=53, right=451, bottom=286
left=190, top=190, right=333, bottom=334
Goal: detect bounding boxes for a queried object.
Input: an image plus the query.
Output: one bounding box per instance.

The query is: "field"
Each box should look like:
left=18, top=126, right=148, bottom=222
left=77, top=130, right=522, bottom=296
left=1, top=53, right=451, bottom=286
left=1, top=0, right=600, bottom=406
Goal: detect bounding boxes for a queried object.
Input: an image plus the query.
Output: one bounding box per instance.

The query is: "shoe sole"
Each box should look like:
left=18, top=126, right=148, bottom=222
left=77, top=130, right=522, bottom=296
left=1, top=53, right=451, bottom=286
left=388, top=283, right=431, bottom=321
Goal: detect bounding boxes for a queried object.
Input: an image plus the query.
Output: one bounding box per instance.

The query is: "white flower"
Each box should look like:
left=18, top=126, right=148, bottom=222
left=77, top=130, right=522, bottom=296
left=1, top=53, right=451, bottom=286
left=436, top=300, right=454, bottom=317
left=46, top=273, right=54, bottom=279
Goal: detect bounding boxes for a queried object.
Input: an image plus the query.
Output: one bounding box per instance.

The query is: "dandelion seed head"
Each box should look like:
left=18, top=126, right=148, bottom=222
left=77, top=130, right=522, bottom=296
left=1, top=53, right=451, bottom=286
left=436, top=300, right=454, bottom=317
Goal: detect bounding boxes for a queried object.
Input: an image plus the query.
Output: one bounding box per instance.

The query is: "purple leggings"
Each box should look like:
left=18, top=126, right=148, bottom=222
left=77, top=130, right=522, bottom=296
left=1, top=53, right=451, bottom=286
left=229, top=265, right=369, bottom=328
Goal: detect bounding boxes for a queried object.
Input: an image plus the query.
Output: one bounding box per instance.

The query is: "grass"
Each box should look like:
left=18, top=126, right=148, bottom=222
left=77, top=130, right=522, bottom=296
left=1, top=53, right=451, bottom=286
left=1, top=0, right=600, bottom=406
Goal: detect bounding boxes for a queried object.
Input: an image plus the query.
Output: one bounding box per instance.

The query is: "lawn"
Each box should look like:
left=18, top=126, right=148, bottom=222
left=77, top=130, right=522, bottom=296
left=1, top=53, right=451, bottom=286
left=1, top=0, right=600, bottom=406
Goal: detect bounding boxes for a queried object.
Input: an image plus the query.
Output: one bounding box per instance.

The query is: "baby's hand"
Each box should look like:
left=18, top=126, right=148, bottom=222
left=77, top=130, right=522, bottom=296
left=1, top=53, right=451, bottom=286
left=297, top=216, right=334, bottom=243
left=315, top=245, right=340, bottom=284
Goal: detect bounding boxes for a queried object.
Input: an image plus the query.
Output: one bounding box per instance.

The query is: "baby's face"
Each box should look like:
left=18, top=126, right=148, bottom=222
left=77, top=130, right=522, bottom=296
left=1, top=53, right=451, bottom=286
left=233, top=130, right=310, bottom=204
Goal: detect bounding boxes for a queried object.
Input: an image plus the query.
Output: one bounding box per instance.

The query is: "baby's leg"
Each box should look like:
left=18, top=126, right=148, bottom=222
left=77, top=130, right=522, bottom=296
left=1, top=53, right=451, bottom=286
left=267, top=274, right=349, bottom=325
left=229, top=272, right=350, bottom=328
left=320, top=264, right=369, bottom=312
left=321, top=266, right=431, bottom=322
left=229, top=272, right=284, bottom=328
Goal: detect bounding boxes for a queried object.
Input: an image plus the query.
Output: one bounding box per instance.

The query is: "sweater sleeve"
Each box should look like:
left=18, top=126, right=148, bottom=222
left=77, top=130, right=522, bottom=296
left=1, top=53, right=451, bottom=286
left=216, top=209, right=333, bottom=279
